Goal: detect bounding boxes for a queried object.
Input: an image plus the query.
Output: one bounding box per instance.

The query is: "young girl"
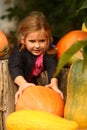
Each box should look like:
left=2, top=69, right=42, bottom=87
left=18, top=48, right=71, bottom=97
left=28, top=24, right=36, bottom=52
left=8, top=11, right=63, bottom=104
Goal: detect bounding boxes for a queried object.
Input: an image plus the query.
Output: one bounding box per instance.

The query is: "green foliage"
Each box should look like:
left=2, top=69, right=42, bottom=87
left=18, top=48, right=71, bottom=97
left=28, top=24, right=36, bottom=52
left=77, top=0, right=87, bottom=26
left=54, top=39, right=87, bottom=77
left=77, top=0, right=87, bottom=12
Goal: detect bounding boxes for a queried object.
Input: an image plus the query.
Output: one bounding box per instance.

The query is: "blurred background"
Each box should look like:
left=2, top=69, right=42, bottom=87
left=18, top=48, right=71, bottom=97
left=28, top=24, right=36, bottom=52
left=0, top=0, right=87, bottom=45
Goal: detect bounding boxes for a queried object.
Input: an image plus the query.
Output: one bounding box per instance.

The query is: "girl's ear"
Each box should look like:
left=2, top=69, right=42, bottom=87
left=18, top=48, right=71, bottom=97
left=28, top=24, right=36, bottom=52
left=20, top=39, right=25, bottom=44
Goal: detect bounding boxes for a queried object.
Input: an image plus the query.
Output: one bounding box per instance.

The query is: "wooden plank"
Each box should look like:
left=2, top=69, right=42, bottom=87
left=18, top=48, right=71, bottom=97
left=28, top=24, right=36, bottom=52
left=0, top=59, right=17, bottom=130
left=58, top=67, right=69, bottom=102
left=0, top=60, right=3, bottom=130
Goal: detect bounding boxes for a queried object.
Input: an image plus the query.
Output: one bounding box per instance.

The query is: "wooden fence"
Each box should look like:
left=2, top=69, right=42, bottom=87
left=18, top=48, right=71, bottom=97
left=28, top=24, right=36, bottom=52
left=0, top=59, right=17, bottom=130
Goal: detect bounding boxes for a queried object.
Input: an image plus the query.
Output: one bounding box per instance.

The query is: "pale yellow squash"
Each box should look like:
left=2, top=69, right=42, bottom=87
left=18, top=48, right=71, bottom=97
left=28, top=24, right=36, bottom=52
left=5, top=110, right=79, bottom=130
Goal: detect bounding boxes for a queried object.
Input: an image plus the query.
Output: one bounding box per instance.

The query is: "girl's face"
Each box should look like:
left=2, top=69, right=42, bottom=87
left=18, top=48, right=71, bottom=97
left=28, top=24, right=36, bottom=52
left=21, top=30, right=49, bottom=56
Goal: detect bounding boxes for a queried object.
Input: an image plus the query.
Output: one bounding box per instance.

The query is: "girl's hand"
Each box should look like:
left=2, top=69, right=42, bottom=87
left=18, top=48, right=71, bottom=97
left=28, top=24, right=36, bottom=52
left=45, top=84, right=63, bottom=99
left=51, top=86, right=64, bottom=99
left=15, top=83, right=35, bottom=104
left=45, top=78, right=63, bottom=99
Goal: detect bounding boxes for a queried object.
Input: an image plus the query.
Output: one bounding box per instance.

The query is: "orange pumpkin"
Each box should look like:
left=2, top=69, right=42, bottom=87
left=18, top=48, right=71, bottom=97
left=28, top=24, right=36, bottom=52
left=56, top=30, right=87, bottom=64
left=0, top=30, right=9, bottom=57
left=16, top=86, right=64, bottom=116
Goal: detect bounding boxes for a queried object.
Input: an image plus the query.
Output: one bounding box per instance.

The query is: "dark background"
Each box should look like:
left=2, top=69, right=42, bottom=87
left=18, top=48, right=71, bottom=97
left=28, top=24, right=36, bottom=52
left=1, top=0, right=87, bottom=44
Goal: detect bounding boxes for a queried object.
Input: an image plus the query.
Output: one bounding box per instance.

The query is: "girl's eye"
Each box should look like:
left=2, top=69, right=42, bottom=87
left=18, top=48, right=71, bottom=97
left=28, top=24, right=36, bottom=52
left=28, top=40, right=35, bottom=43
left=40, top=39, right=45, bottom=42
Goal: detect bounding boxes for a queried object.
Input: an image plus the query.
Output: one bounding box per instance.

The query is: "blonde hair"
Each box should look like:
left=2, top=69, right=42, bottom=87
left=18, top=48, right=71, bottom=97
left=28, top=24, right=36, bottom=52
left=16, top=11, right=53, bottom=49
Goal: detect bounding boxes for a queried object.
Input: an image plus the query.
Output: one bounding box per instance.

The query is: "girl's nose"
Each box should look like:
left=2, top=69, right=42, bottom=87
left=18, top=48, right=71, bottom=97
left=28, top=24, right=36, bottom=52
left=35, top=42, right=40, bottom=48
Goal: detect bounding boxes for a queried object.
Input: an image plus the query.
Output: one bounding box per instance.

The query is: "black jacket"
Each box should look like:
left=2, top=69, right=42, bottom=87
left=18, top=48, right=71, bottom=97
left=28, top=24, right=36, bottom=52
left=8, top=44, right=58, bottom=84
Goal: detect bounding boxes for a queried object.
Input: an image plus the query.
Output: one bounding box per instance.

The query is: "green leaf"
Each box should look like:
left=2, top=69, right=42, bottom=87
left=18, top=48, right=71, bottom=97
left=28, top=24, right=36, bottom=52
left=54, top=39, right=87, bottom=77
left=77, top=0, right=87, bottom=12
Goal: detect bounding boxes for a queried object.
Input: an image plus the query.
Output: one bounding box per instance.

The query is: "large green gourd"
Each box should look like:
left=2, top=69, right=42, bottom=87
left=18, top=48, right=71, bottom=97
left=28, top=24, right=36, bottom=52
left=54, top=39, right=87, bottom=129
left=64, top=59, right=87, bottom=129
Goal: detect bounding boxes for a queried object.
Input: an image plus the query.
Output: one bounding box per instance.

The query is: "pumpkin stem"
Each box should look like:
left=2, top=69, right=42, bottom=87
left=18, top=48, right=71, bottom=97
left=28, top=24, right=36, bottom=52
left=54, top=39, right=87, bottom=77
